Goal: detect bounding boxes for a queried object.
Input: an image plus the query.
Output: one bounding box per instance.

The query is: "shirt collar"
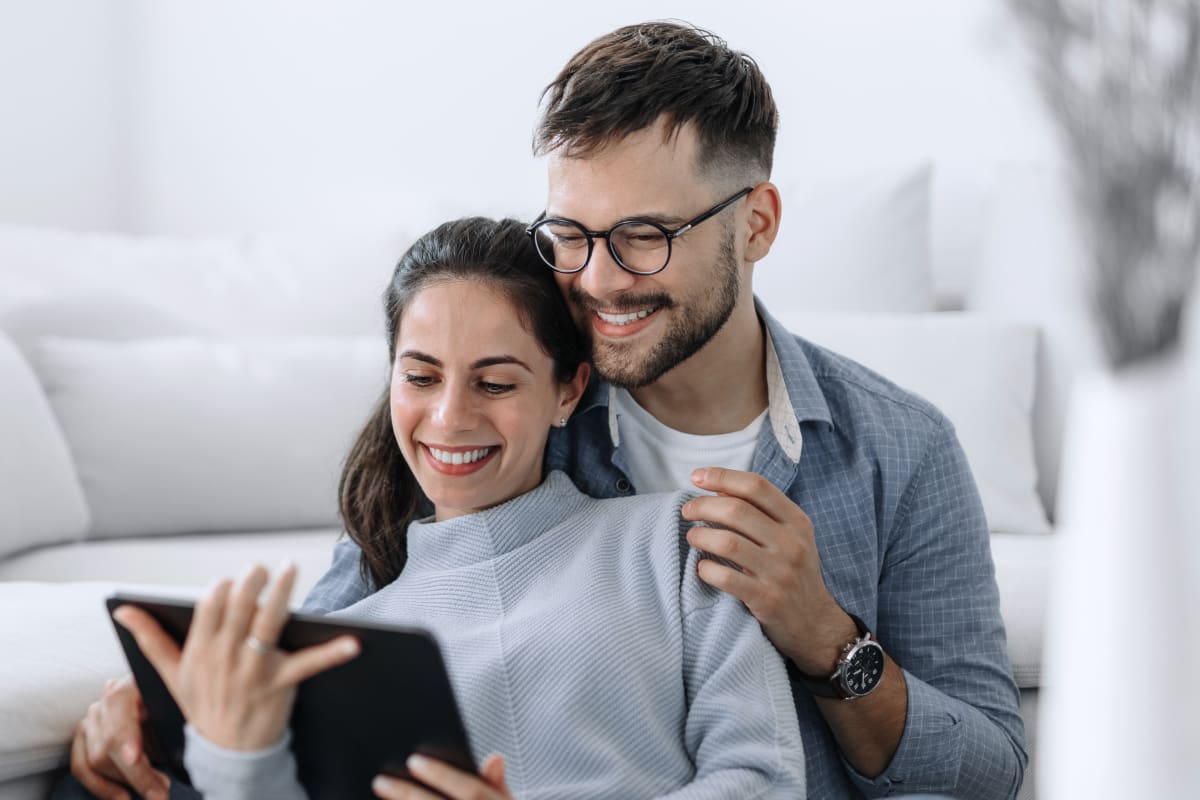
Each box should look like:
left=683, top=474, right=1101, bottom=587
left=576, top=297, right=831, bottom=464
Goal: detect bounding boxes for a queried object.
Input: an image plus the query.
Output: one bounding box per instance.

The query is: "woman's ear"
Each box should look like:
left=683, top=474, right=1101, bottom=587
left=557, top=362, right=591, bottom=423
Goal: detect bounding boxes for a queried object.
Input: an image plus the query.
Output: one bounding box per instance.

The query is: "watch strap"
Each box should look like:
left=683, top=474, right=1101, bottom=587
left=787, top=612, right=873, bottom=699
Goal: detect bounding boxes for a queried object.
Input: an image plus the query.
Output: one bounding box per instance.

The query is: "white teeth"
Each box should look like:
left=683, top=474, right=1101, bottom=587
left=428, top=447, right=492, bottom=465
left=596, top=308, right=655, bottom=326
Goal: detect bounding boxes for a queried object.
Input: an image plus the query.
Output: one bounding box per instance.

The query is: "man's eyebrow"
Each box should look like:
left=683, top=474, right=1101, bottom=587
left=397, top=350, right=532, bottom=373
left=547, top=210, right=688, bottom=228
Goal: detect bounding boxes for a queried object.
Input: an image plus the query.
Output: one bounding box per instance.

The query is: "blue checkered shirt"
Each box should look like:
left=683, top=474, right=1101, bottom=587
left=304, top=300, right=1026, bottom=799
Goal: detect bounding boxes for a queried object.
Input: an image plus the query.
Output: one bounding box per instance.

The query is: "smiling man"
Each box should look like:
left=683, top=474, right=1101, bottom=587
left=60, top=20, right=1026, bottom=800
left=529, top=21, right=1027, bottom=800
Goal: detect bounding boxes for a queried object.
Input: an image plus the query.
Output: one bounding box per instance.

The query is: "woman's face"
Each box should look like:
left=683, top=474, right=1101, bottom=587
left=390, top=279, right=583, bottom=521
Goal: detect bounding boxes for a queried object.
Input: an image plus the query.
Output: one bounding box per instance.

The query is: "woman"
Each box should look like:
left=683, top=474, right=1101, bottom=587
left=114, top=217, right=805, bottom=800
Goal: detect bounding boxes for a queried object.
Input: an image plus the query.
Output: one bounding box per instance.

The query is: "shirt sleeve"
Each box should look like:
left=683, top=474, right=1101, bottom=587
left=183, top=726, right=307, bottom=800
left=657, top=540, right=807, bottom=799
left=299, top=536, right=375, bottom=614
left=846, top=418, right=1027, bottom=799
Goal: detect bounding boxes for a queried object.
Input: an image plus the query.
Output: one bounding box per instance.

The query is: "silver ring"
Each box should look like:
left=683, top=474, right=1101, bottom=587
left=245, top=635, right=275, bottom=655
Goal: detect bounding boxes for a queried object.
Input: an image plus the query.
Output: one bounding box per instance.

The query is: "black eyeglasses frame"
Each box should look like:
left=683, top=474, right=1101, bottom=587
left=526, top=186, right=754, bottom=276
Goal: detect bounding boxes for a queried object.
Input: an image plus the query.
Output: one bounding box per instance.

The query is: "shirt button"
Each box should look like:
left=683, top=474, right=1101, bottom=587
left=615, top=478, right=631, bottom=493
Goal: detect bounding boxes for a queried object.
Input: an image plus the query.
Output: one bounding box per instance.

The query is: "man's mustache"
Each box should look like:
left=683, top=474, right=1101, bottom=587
left=568, top=287, right=675, bottom=314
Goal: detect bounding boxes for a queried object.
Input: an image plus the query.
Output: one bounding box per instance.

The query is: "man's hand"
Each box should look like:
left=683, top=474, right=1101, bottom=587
left=683, top=466, right=856, bottom=673
left=69, top=674, right=171, bottom=800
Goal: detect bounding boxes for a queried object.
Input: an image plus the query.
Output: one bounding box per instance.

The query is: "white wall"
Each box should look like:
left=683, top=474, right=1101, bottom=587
left=0, top=1, right=1060, bottom=248
left=0, top=1, right=122, bottom=230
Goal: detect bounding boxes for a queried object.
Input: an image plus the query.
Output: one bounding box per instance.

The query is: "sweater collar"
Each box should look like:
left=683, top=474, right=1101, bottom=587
left=404, top=470, right=589, bottom=570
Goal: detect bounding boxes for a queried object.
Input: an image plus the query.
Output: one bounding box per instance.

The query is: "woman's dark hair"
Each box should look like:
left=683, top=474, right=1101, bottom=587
left=338, top=217, right=589, bottom=589
left=534, top=21, right=779, bottom=185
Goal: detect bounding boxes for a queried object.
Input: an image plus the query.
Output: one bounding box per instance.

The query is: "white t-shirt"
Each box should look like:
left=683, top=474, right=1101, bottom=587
left=612, top=387, right=767, bottom=494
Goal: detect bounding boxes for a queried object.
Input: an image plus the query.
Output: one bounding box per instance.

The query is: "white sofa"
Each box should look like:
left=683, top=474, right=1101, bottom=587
left=0, top=164, right=1094, bottom=800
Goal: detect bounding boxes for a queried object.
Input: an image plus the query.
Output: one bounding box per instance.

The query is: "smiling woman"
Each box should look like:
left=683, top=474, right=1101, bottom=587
left=388, top=279, right=587, bottom=521
left=91, top=216, right=806, bottom=800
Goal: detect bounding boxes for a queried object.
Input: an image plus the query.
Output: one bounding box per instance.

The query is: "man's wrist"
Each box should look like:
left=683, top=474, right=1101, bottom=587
left=792, top=606, right=858, bottom=676
left=789, top=609, right=887, bottom=700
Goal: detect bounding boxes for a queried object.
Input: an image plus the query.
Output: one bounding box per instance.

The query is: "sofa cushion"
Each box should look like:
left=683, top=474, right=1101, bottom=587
left=991, top=533, right=1052, bottom=688
left=0, top=581, right=181, bottom=782
left=36, top=336, right=387, bottom=539
left=0, top=224, right=414, bottom=338
left=756, top=162, right=935, bottom=313
left=780, top=311, right=1051, bottom=536
left=0, top=529, right=340, bottom=593
left=0, top=330, right=89, bottom=559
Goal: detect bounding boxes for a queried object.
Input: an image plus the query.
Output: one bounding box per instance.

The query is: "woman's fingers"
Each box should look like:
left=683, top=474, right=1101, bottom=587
left=371, top=774, right=442, bottom=799
left=221, top=565, right=271, bottom=646
left=250, top=561, right=298, bottom=647
left=276, top=635, right=360, bottom=687
left=111, top=606, right=182, bottom=693
left=401, top=754, right=510, bottom=800
left=192, top=578, right=233, bottom=640
left=480, top=754, right=508, bottom=790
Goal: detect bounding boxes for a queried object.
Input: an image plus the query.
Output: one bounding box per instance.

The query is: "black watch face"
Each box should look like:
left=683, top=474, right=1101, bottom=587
left=842, top=642, right=885, bottom=696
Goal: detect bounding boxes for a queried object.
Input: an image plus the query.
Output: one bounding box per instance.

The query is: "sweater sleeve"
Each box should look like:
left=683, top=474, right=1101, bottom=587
left=845, top=419, right=1027, bottom=799
left=657, top=543, right=807, bottom=799
left=183, top=725, right=308, bottom=800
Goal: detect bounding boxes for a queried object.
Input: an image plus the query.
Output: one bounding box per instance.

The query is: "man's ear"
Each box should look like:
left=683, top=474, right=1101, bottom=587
left=743, top=181, right=782, bottom=264
left=558, top=361, right=591, bottom=421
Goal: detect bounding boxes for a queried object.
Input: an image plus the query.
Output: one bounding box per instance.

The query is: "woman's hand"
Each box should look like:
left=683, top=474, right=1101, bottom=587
left=372, top=753, right=512, bottom=799
left=113, top=562, right=360, bottom=751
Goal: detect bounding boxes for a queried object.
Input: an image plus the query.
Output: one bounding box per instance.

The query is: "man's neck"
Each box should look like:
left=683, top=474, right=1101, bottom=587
left=627, top=301, right=767, bottom=435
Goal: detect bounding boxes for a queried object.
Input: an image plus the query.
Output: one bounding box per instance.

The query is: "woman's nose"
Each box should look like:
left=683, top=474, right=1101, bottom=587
left=431, top=385, right=477, bottom=431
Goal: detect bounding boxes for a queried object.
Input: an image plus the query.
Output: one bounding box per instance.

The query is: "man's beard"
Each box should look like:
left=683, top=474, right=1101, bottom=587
left=570, top=226, right=741, bottom=389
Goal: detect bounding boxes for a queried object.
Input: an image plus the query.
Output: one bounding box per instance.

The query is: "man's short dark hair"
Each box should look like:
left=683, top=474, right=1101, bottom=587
left=533, top=21, right=779, bottom=185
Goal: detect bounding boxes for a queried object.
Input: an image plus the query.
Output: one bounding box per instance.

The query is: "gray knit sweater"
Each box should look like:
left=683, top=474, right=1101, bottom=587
left=184, top=471, right=805, bottom=798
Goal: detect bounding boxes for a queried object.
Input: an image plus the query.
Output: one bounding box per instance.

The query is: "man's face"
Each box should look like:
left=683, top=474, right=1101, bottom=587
left=545, top=122, right=745, bottom=389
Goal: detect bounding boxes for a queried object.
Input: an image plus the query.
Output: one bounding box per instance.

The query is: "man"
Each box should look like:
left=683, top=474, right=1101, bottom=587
left=526, top=23, right=1024, bottom=799
left=64, top=21, right=1025, bottom=800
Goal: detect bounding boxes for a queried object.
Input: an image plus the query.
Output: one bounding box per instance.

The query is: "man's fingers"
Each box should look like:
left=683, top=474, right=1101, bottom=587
left=276, top=636, right=360, bottom=687
left=686, top=525, right=764, bottom=572
left=691, top=466, right=799, bottom=522
left=681, top=495, right=774, bottom=546
left=696, top=557, right=761, bottom=605
left=71, top=728, right=131, bottom=800
left=112, top=745, right=171, bottom=800
left=111, top=606, right=182, bottom=692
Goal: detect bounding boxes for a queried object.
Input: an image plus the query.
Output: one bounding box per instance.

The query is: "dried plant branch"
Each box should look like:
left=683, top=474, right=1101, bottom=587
left=1009, top=0, right=1200, bottom=368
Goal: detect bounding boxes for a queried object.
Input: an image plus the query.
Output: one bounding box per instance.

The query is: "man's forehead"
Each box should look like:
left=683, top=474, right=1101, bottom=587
left=544, top=124, right=704, bottom=221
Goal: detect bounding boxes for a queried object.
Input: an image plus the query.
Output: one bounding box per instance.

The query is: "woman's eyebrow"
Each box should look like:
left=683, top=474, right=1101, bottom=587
left=398, top=350, right=531, bottom=373
left=471, top=356, right=532, bottom=373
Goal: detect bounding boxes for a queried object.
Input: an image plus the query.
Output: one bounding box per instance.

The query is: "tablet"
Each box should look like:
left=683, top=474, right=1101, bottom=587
left=106, top=592, right=477, bottom=799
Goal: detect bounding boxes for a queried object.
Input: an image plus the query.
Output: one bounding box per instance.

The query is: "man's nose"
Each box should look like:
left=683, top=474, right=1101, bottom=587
left=579, top=238, right=638, bottom=300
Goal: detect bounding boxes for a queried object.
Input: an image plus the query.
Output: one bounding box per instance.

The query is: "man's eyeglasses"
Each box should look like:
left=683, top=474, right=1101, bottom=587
left=526, top=187, right=753, bottom=276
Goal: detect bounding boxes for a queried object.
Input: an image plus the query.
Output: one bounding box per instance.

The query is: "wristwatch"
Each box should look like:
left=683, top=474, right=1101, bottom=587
left=789, top=612, right=886, bottom=700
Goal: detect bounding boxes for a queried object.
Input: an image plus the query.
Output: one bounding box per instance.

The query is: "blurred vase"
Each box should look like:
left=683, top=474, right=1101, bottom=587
left=1038, top=323, right=1200, bottom=797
